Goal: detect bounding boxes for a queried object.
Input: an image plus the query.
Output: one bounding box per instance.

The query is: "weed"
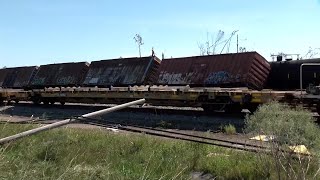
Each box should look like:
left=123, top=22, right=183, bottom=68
left=223, top=124, right=236, bottom=135
left=156, top=120, right=172, bottom=129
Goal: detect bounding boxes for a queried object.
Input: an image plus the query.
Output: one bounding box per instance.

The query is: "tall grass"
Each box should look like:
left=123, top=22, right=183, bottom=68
left=0, top=124, right=264, bottom=179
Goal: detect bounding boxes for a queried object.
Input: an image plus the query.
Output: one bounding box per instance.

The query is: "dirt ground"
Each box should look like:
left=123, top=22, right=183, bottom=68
left=0, top=103, right=247, bottom=131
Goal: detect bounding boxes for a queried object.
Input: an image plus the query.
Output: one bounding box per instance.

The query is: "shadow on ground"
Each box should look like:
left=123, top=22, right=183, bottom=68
left=0, top=103, right=247, bottom=132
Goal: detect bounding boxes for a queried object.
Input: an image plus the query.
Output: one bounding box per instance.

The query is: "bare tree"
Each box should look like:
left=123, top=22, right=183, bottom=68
left=197, top=42, right=206, bottom=56
left=304, top=47, right=320, bottom=59
left=212, top=30, right=224, bottom=54
left=197, top=30, right=246, bottom=55
left=134, top=34, right=144, bottom=57
left=220, top=30, right=238, bottom=54
left=197, top=30, right=225, bottom=55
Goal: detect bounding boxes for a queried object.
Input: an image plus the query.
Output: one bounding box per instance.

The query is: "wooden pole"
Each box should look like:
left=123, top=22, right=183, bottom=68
left=0, top=99, right=145, bottom=145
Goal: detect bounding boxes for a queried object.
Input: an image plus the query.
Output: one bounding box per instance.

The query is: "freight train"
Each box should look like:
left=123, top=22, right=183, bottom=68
left=1, top=51, right=320, bottom=113
left=1, top=51, right=319, bottom=90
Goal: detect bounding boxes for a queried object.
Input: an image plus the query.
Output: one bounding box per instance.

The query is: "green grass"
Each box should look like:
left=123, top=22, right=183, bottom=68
left=223, top=124, right=237, bottom=135
left=0, top=124, right=267, bottom=180
left=2, top=101, right=320, bottom=179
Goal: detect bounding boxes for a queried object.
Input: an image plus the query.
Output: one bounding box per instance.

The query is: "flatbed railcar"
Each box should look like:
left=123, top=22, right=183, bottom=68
left=0, top=87, right=302, bottom=113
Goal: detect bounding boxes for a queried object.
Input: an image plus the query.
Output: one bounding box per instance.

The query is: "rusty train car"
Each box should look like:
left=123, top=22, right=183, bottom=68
left=29, top=62, right=89, bottom=88
left=156, top=52, right=270, bottom=90
left=83, top=56, right=161, bottom=87
left=0, top=66, right=38, bottom=88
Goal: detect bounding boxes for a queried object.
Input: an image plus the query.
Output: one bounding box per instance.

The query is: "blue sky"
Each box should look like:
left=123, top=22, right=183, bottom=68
left=0, top=0, right=319, bottom=67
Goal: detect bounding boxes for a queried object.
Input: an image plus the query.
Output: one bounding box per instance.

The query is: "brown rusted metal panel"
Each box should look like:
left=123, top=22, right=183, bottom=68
left=83, top=56, right=161, bottom=87
left=30, top=62, right=89, bottom=88
left=0, top=66, right=38, bottom=88
left=156, top=52, right=270, bottom=90
left=5, top=66, right=38, bottom=88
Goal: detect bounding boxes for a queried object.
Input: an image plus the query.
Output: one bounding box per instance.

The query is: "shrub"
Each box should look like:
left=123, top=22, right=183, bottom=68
left=245, top=102, right=320, bottom=180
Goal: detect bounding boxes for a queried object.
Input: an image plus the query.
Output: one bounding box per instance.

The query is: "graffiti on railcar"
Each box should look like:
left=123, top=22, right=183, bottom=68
left=204, top=71, right=241, bottom=85
left=56, top=76, right=76, bottom=85
left=31, top=77, right=45, bottom=85
left=158, top=72, right=194, bottom=84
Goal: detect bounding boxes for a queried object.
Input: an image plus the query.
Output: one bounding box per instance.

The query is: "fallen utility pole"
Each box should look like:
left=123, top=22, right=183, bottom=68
left=0, top=99, right=146, bottom=145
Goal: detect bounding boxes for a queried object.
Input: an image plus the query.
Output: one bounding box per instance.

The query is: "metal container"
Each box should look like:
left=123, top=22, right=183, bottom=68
left=30, top=62, right=89, bottom=88
left=156, top=52, right=270, bottom=90
left=83, top=56, right=161, bottom=87
left=0, top=66, right=38, bottom=88
left=266, top=58, right=320, bottom=90
left=5, top=66, right=38, bottom=88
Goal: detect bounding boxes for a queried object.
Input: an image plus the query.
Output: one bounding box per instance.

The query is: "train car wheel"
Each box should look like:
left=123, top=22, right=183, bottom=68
left=43, top=101, right=49, bottom=105
left=247, top=104, right=259, bottom=114
left=224, top=104, right=242, bottom=113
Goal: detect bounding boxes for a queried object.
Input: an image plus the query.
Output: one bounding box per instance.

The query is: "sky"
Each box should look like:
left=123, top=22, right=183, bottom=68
left=0, top=0, right=319, bottom=67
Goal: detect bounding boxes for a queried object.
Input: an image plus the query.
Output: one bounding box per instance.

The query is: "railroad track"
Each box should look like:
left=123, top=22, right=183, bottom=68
left=78, top=118, right=269, bottom=153
left=1, top=118, right=312, bottom=157
left=79, top=120, right=312, bottom=158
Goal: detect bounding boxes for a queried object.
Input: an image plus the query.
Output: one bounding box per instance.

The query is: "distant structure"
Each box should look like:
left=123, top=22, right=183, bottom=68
left=271, top=53, right=300, bottom=62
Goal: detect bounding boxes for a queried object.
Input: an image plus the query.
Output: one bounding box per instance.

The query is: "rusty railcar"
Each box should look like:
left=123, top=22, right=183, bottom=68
left=12, top=66, right=38, bottom=88
left=30, top=62, right=89, bottom=88
left=4, top=66, right=38, bottom=88
left=156, top=52, right=270, bottom=90
left=0, top=66, right=38, bottom=88
left=83, top=56, right=161, bottom=87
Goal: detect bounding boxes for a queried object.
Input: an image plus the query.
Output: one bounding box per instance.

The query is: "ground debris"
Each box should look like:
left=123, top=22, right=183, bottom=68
left=191, top=172, right=216, bottom=180
left=206, top=152, right=230, bottom=157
